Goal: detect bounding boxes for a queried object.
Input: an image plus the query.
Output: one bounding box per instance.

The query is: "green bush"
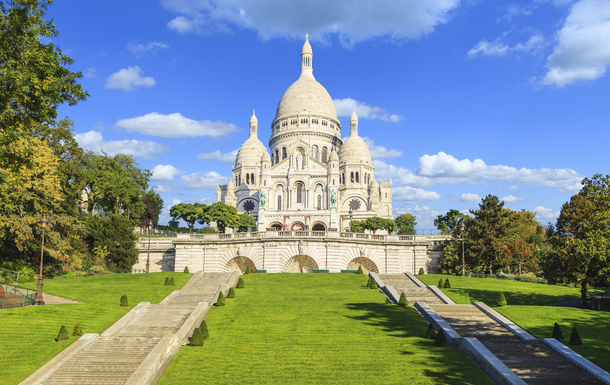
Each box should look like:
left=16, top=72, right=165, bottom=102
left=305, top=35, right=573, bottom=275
left=227, top=287, right=235, bottom=298
left=444, top=279, right=451, bottom=289
left=434, top=327, right=448, bottom=347
left=357, top=266, right=363, bottom=274
left=245, top=265, right=252, bottom=274
left=369, top=277, right=377, bottom=290
left=575, top=282, right=581, bottom=289
left=72, top=323, right=83, bottom=337
left=569, top=327, right=582, bottom=346
left=236, top=277, right=245, bottom=288
left=418, top=268, right=425, bottom=275
left=552, top=322, right=564, bottom=340
left=120, top=295, right=128, bottom=307
left=190, top=328, right=204, bottom=346
left=184, top=266, right=190, bottom=274
left=425, top=324, right=437, bottom=340
left=216, top=291, right=226, bottom=306
left=199, top=320, right=209, bottom=339
left=398, top=292, right=409, bottom=307
left=438, top=278, right=444, bottom=288
left=55, top=325, right=69, bottom=342
left=170, top=278, right=175, bottom=286
left=497, top=292, right=507, bottom=307
left=366, top=276, right=372, bottom=287
left=164, top=277, right=170, bottom=286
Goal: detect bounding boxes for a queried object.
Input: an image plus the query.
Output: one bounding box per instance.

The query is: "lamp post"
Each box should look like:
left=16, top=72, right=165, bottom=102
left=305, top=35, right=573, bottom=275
left=146, top=219, right=152, bottom=273
left=34, top=214, right=49, bottom=306
left=247, top=210, right=252, bottom=232
left=348, top=209, right=353, bottom=232
left=460, top=222, right=466, bottom=277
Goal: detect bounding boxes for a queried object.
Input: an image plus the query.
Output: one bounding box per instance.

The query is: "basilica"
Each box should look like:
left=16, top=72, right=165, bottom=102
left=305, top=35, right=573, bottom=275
left=216, top=37, right=393, bottom=232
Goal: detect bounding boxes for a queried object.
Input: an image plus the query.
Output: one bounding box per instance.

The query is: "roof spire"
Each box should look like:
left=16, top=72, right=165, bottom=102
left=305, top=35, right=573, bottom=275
left=350, top=107, right=358, bottom=135
left=301, top=34, right=313, bottom=76
left=249, top=109, right=258, bottom=136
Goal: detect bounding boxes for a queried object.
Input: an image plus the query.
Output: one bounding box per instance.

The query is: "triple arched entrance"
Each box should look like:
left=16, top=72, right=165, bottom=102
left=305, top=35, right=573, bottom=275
left=226, top=257, right=257, bottom=273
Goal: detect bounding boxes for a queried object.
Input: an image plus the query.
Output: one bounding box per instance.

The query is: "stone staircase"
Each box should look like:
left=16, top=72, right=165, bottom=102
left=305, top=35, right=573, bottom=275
left=23, top=272, right=238, bottom=385
left=378, top=274, right=444, bottom=304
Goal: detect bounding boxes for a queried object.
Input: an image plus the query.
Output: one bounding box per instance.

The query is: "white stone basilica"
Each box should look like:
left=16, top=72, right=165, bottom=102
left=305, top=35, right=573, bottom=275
left=217, top=37, right=393, bottom=232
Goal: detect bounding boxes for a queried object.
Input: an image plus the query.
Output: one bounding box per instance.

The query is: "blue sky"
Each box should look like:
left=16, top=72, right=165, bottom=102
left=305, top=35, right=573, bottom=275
left=48, top=0, right=610, bottom=229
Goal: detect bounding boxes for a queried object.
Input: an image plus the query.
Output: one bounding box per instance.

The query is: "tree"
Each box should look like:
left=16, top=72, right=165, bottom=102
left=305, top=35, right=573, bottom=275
left=395, top=214, right=417, bottom=235
left=434, top=209, right=467, bottom=235
left=140, top=190, right=163, bottom=228
left=541, top=174, right=610, bottom=308
left=205, top=202, right=239, bottom=233
left=361, top=217, right=388, bottom=234
left=237, top=213, right=257, bottom=232
left=382, top=218, right=398, bottom=234
left=350, top=220, right=364, bottom=233
left=467, top=195, right=512, bottom=274
left=85, top=214, right=138, bottom=270
left=506, top=209, right=546, bottom=274
left=169, top=203, right=205, bottom=233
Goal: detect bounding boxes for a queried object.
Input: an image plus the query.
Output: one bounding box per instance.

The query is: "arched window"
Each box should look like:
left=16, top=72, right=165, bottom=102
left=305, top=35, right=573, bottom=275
left=251, top=173, right=255, bottom=185
left=296, top=183, right=303, bottom=203
left=356, top=172, right=359, bottom=183
left=317, top=195, right=321, bottom=210
left=321, top=147, right=328, bottom=163
left=278, top=195, right=282, bottom=210
left=282, top=147, right=287, bottom=160
left=351, top=172, right=354, bottom=183
left=239, top=174, right=241, bottom=185
left=312, top=145, right=319, bottom=160
left=246, top=174, right=250, bottom=184
left=275, top=150, right=279, bottom=164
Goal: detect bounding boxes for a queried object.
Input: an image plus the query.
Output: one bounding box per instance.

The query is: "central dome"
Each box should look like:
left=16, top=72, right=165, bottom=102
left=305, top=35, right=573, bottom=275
left=274, top=37, right=337, bottom=121
left=275, top=74, right=337, bottom=120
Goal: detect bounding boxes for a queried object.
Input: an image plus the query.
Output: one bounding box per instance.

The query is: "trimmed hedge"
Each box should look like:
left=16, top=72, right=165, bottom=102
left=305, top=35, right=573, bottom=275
left=569, top=327, right=582, bottom=346
left=497, top=292, right=507, bottom=307
left=552, top=322, right=564, bottom=340
left=199, top=320, right=209, bottom=339
left=216, top=291, right=226, bottom=307
left=190, top=328, right=204, bottom=346
left=444, top=279, right=451, bottom=289
left=425, top=324, right=437, bottom=340
left=418, top=268, right=425, bottom=275
left=184, top=266, right=190, bottom=274
left=72, top=323, right=83, bottom=337
left=398, top=292, right=409, bottom=307
left=55, top=325, right=69, bottom=342
left=245, top=265, right=252, bottom=274
left=227, top=287, right=236, bottom=298
left=120, top=295, right=128, bottom=307
left=357, top=266, right=363, bottom=274
left=164, top=277, right=170, bottom=286
left=438, top=278, right=444, bottom=288
left=237, top=277, right=245, bottom=288
left=434, top=327, right=448, bottom=347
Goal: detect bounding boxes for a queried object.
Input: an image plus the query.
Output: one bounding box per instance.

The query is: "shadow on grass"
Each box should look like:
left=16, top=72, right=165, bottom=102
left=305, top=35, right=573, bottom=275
left=344, top=302, right=493, bottom=385
left=447, top=288, right=581, bottom=307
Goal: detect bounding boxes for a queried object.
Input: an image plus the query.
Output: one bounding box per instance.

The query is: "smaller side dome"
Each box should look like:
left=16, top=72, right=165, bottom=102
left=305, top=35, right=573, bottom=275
left=261, top=151, right=271, bottom=163
left=235, top=110, right=266, bottom=166
left=329, top=148, right=339, bottom=161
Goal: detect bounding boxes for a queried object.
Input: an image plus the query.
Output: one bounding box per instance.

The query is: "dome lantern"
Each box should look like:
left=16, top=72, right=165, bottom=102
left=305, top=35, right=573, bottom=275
left=249, top=109, right=258, bottom=136
left=301, top=33, right=313, bottom=75
left=350, top=108, right=358, bottom=134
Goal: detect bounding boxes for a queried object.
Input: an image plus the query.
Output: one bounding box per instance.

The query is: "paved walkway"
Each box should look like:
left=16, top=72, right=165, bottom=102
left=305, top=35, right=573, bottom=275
left=22, top=272, right=237, bottom=385
left=378, top=274, right=604, bottom=385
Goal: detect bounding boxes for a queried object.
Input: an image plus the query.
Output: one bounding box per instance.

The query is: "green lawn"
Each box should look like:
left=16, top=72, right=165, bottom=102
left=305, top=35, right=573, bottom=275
left=0, top=272, right=192, bottom=385
left=417, top=274, right=610, bottom=372
left=159, top=274, right=493, bottom=385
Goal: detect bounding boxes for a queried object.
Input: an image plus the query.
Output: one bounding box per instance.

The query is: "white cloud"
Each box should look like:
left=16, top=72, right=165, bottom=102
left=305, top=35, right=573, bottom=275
left=155, top=183, right=177, bottom=193
left=499, top=4, right=533, bottom=22
left=162, top=0, right=461, bottom=47
left=74, top=131, right=169, bottom=159
left=460, top=193, right=481, bottom=202
left=197, top=149, right=238, bottom=163
left=151, top=165, right=184, bottom=182
left=171, top=199, right=182, bottom=207
left=468, top=34, right=546, bottom=57
left=362, top=138, right=403, bottom=160
left=334, top=98, right=404, bottom=122
left=542, top=0, right=610, bottom=87
left=116, top=112, right=239, bottom=138
left=106, top=66, right=156, bottom=91
left=84, top=68, right=97, bottom=78
left=393, top=186, right=441, bottom=203
left=374, top=152, right=583, bottom=192
left=501, top=194, right=527, bottom=203
left=535, top=205, right=561, bottom=220
left=181, top=171, right=230, bottom=189
left=127, top=41, right=169, bottom=56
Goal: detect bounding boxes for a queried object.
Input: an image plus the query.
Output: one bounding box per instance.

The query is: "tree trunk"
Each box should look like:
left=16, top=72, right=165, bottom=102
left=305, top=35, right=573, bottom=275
left=581, top=285, right=588, bottom=309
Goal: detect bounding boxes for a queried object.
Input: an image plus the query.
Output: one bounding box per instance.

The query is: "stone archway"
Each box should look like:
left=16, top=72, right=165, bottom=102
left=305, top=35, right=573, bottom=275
left=226, top=257, right=257, bottom=273
left=311, top=222, right=326, bottom=231
left=291, top=222, right=305, bottom=231
left=268, top=222, right=283, bottom=231
left=346, top=257, right=379, bottom=274
left=283, top=255, right=319, bottom=273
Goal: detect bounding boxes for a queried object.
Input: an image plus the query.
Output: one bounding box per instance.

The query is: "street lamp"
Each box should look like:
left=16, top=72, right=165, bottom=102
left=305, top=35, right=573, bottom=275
left=146, top=219, right=152, bottom=273
left=460, top=221, right=466, bottom=277
left=348, top=209, right=353, bottom=232
left=247, top=210, right=252, bottom=232
left=34, top=214, right=49, bottom=306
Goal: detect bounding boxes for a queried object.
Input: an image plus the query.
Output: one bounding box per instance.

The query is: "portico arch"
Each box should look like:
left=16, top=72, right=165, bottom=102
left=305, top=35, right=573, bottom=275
left=291, top=222, right=305, bottom=230
left=268, top=222, right=283, bottom=231
left=346, top=257, right=379, bottom=274
left=283, top=255, right=319, bottom=273
left=226, top=257, right=257, bottom=273
left=311, top=222, right=326, bottom=231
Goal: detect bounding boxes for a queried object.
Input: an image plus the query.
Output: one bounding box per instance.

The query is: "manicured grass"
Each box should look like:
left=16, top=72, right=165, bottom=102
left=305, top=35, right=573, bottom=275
left=0, top=272, right=192, bottom=385
left=417, top=274, right=610, bottom=372
left=159, top=274, right=493, bottom=385
left=417, top=274, right=602, bottom=306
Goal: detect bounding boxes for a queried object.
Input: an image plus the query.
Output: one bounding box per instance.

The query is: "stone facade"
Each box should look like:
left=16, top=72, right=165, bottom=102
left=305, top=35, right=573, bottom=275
left=216, top=36, right=392, bottom=232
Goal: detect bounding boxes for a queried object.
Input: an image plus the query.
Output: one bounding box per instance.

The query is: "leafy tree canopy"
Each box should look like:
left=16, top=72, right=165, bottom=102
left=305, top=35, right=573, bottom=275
left=237, top=213, right=257, bottom=232
left=434, top=209, right=468, bottom=235
left=206, top=202, right=239, bottom=233
left=85, top=214, right=138, bottom=270
left=140, top=190, right=164, bottom=228
left=395, top=214, right=416, bottom=235
left=169, top=203, right=206, bottom=232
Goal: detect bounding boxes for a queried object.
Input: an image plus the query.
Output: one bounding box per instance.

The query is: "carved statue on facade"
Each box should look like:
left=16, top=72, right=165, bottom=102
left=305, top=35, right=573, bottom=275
left=259, top=190, right=266, bottom=208
left=298, top=240, right=304, bottom=255
left=330, top=189, right=337, bottom=207
left=360, top=247, right=365, bottom=258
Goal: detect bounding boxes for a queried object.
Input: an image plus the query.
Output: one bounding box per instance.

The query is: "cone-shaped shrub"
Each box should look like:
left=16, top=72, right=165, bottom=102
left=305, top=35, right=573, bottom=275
left=72, top=323, right=83, bottom=337
left=497, top=292, right=507, bottom=307
left=120, top=295, right=128, bottom=307
left=56, top=325, right=69, bottom=342
left=216, top=291, right=226, bottom=306
left=245, top=265, right=252, bottom=274
left=369, top=277, right=378, bottom=290
left=366, top=276, right=372, bottom=287
left=170, top=277, right=175, bottom=286
left=426, top=324, right=437, bottom=340
left=164, top=277, right=170, bottom=286
left=398, top=292, right=409, bottom=307
left=184, top=266, right=190, bottom=273
left=569, top=327, right=582, bottom=346
left=434, top=327, right=448, bottom=347
left=438, top=278, right=444, bottom=288
left=236, top=277, right=245, bottom=288
left=552, top=322, right=564, bottom=340
left=227, top=287, right=235, bottom=298
left=418, top=268, right=425, bottom=275
left=199, top=320, right=209, bottom=339
left=357, top=266, right=363, bottom=274
left=444, top=279, right=451, bottom=289
left=190, top=328, right=204, bottom=346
